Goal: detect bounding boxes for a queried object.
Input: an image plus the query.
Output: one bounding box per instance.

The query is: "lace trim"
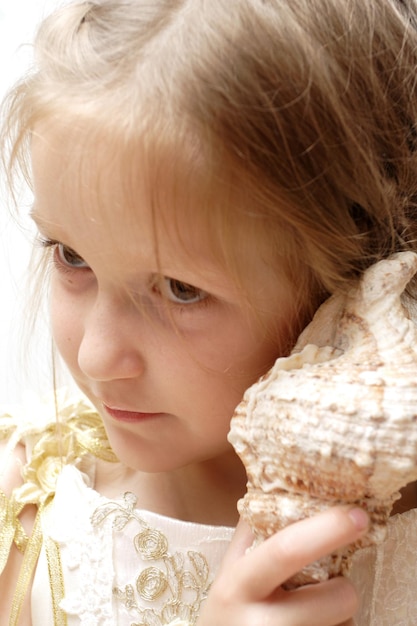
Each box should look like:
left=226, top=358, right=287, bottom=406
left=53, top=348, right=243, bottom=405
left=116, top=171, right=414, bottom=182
left=91, top=493, right=211, bottom=626
left=55, top=502, right=115, bottom=625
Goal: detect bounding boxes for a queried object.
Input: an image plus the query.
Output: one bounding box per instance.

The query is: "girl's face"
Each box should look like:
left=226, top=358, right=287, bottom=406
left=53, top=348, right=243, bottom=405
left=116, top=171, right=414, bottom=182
left=31, top=130, right=300, bottom=473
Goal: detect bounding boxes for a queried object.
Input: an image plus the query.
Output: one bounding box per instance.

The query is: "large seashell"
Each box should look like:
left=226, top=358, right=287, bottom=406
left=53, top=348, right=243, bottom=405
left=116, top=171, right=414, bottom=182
left=228, top=251, right=417, bottom=588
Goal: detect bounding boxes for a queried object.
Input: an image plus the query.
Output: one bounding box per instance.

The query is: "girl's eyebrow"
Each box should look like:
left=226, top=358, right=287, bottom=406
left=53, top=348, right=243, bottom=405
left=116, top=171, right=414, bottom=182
left=29, top=208, right=46, bottom=228
left=29, top=206, right=49, bottom=223
left=29, top=209, right=65, bottom=237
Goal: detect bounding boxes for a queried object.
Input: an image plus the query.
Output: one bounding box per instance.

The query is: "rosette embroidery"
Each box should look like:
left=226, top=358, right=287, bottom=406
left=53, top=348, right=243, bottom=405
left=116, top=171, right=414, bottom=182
left=91, top=493, right=211, bottom=626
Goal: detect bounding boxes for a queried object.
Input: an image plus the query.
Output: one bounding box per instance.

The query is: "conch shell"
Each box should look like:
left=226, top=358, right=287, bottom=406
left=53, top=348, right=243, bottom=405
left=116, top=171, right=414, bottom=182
left=228, top=251, right=417, bottom=588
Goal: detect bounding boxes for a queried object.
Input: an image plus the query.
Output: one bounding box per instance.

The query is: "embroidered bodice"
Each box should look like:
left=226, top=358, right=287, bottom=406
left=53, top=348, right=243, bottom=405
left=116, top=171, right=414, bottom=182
left=1, top=393, right=417, bottom=625
left=32, top=465, right=233, bottom=626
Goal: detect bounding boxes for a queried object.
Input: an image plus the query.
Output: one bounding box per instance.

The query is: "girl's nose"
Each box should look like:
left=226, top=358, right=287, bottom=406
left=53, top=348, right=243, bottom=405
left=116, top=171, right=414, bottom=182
left=77, top=293, right=145, bottom=382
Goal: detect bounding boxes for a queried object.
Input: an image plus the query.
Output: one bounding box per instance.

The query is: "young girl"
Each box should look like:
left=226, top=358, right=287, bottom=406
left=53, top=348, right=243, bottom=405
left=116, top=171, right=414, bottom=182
left=1, top=0, right=417, bottom=624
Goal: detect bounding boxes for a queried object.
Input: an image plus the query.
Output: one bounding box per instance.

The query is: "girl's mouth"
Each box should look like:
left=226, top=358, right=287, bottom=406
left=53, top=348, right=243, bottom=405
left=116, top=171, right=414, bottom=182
left=103, top=405, right=164, bottom=423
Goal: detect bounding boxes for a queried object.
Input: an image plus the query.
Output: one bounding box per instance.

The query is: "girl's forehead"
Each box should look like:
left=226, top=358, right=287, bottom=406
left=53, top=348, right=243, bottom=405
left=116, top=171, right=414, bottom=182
left=31, top=122, right=294, bottom=312
left=32, top=135, right=206, bottom=263
left=33, top=123, right=187, bottom=215
left=31, top=121, right=236, bottom=260
left=31, top=126, right=253, bottom=287
left=32, top=120, right=206, bottom=216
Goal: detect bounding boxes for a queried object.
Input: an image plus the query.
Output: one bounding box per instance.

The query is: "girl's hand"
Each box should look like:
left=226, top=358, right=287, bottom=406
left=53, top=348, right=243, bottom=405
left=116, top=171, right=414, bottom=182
left=198, top=506, right=368, bottom=626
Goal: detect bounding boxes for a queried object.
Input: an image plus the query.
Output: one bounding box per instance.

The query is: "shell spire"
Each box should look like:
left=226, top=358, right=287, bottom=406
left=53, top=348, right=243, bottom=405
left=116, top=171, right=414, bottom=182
left=228, top=252, right=417, bottom=588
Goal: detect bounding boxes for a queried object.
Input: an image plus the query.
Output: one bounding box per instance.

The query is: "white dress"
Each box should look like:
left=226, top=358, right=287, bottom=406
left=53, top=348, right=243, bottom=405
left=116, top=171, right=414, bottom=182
left=349, top=508, right=417, bottom=626
left=1, top=393, right=417, bottom=625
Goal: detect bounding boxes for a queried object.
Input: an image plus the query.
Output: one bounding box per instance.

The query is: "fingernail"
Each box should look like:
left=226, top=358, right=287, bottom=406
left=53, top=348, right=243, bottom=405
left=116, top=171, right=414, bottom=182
left=348, top=507, right=369, bottom=531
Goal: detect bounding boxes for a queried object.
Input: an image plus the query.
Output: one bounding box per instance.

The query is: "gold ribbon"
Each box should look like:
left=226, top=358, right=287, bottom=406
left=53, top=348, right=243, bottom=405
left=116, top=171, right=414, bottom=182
left=0, top=491, right=24, bottom=573
left=1, top=396, right=118, bottom=624
left=8, top=500, right=68, bottom=626
left=45, top=535, right=68, bottom=626
left=9, top=505, right=44, bottom=625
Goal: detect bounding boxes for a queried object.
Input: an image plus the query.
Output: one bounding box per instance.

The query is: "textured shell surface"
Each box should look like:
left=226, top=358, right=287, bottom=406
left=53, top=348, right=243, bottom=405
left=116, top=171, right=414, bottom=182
left=228, top=252, right=417, bottom=586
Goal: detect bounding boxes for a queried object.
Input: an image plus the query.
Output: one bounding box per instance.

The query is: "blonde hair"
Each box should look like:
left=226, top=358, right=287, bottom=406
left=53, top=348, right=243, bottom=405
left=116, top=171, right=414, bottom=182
left=3, top=0, right=417, bottom=317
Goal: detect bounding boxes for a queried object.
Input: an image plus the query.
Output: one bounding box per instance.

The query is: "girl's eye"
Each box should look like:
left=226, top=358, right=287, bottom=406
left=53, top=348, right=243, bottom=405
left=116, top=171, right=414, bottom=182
left=55, top=243, right=89, bottom=269
left=157, top=277, right=208, bottom=304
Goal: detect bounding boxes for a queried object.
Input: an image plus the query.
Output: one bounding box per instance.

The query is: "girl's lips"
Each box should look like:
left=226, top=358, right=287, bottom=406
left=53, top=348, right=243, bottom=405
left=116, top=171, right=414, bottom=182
left=103, top=405, right=163, bottom=423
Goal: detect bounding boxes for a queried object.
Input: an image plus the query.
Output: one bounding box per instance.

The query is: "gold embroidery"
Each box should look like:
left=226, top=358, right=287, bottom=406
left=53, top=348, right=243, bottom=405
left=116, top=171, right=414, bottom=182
left=134, top=528, right=169, bottom=560
left=137, top=567, right=169, bottom=601
left=91, top=493, right=211, bottom=626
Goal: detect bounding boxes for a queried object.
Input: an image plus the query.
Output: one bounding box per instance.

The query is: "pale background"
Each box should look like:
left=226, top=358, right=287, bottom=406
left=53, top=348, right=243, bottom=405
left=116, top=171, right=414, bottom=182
left=0, top=0, right=69, bottom=404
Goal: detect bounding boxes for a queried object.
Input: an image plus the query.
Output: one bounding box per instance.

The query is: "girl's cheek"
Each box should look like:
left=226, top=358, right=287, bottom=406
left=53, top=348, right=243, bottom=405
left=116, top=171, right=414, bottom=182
left=50, top=292, right=80, bottom=365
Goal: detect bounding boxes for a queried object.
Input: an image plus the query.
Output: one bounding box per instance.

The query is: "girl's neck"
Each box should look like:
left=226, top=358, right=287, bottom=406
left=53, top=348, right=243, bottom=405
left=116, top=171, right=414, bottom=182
left=94, top=452, right=247, bottom=527
left=95, top=462, right=417, bottom=526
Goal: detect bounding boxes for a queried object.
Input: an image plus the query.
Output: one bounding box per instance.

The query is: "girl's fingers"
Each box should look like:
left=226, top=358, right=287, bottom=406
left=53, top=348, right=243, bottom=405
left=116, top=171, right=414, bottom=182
left=266, top=576, right=359, bottom=626
left=200, top=508, right=365, bottom=626
left=227, top=506, right=368, bottom=600
left=206, top=568, right=359, bottom=626
left=220, top=516, right=257, bottom=567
